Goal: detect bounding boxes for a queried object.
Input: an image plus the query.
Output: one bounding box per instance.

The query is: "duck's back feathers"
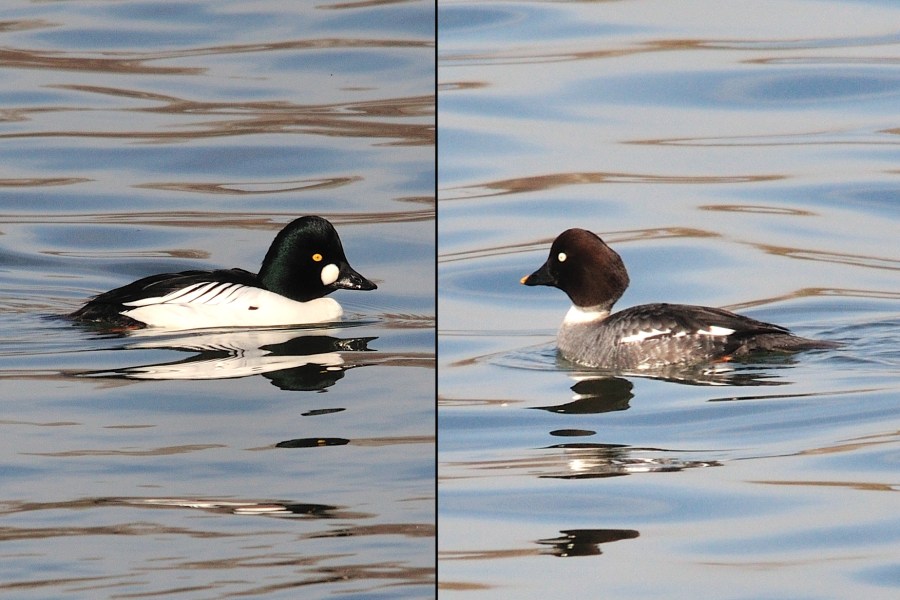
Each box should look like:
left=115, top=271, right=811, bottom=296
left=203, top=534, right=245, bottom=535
left=610, top=303, right=790, bottom=340
left=558, top=302, right=836, bottom=369
left=85, top=269, right=258, bottom=307
left=71, top=269, right=255, bottom=324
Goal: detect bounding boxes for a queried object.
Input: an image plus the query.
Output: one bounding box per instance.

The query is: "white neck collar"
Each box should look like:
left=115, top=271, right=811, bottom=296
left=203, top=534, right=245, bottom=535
left=563, top=304, right=610, bottom=325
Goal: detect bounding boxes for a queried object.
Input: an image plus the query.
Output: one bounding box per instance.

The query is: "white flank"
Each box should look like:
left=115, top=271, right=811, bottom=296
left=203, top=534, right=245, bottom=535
left=620, top=328, right=672, bottom=343
left=122, top=284, right=343, bottom=330
left=320, top=263, right=340, bottom=286
left=563, top=304, right=609, bottom=325
left=697, top=325, right=735, bottom=337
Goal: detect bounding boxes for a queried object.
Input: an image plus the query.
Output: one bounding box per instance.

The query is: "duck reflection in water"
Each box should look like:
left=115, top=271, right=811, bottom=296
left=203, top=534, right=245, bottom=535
left=537, top=528, right=640, bottom=558
left=80, top=327, right=376, bottom=391
left=526, top=377, right=722, bottom=479
left=536, top=439, right=722, bottom=480
left=531, top=361, right=791, bottom=418
left=103, top=496, right=368, bottom=520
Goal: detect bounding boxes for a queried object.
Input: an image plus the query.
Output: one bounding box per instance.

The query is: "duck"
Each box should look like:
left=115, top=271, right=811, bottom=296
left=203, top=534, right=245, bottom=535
left=70, top=215, right=376, bottom=330
left=521, top=228, right=836, bottom=370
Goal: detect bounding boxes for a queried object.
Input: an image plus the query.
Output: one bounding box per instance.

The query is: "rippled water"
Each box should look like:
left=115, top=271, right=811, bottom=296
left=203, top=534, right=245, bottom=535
left=439, top=1, right=899, bottom=598
left=0, top=1, right=434, bottom=598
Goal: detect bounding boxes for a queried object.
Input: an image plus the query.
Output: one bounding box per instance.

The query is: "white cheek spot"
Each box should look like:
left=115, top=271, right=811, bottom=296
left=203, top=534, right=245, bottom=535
left=558, top=252, right=567, bottom=263
left=698, top=326, right=735, bottom=337
left=320, top=263, right=340, bottom=286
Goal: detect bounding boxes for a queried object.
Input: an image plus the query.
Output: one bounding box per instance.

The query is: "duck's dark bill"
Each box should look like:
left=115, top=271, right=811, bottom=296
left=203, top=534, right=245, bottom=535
left=335, top=264, right=377, bottom=291
left=521, top=261, right=555, bottom=287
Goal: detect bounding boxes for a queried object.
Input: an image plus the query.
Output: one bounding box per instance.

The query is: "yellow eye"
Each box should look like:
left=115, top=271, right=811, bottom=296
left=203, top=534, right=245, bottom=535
left=312, top=253, right=323, bottom=262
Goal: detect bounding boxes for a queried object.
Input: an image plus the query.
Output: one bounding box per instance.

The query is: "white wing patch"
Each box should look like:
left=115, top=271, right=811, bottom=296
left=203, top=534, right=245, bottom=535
left=620, top=324, right=735, bottom=344
left=620, top=328, right=672, bottom=343
left=697, top=325, right=735, bottom=337
left=123, top=281, right=245, bottom=307
left=120, top=282, right=342, bottom=329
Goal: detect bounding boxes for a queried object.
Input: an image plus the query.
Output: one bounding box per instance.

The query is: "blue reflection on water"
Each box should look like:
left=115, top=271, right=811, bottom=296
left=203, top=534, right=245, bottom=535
left=572, top=69, right=900, bottom=110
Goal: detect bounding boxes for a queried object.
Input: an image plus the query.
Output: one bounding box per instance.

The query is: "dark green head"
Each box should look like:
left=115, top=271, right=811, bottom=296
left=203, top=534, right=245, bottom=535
left=258, top=216, right=377, bottom=302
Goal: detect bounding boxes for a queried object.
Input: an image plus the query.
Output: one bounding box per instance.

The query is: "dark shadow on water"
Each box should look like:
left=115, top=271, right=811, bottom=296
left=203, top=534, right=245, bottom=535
left=537, top=528, right=640, bottom=558
left=276, top=437, right=350, bottom=448
left=530, top=366, right=790, bottom=416
left=440, top=528, right=639, bottom=561
left=532, top=377, right=634, bottom=414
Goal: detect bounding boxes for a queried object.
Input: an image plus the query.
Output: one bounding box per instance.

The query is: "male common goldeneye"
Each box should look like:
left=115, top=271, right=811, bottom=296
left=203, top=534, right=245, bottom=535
left=71, top=216, right=376, bottom=330
left=521, top=228, right=835, bottom=369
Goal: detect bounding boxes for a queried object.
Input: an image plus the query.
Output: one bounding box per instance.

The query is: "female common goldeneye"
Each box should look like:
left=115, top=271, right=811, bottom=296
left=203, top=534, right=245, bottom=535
left=521, top=228, right=836, bottom=370
left=70, top=216, right=376, bottom=330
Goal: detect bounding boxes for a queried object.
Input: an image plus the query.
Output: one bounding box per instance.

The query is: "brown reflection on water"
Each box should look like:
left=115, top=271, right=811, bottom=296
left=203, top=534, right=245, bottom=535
left=233, top=563, right=433, bottom=598
left=441, top=548, right=539, bottom=561
left=442, top=38, right=715, bottom=67
left=322, top=0, right=418, bottom=10
left=749, top=430, right=899, bottom=491
left=437, top=80, right=488, bottom=92
left=2, top=37, right=431, bottom=75
left=626, top=124, right=900, bottom=147
left=1, top=84, right=433, bottom=147
left=0, top=419, right=79, bottom=427
left=783, top=428, right=898, bottom=459
left=0, top=47, right=201, bottom=75
left=0, top=19, right=53, bottom=34
left=0, top=177, right=91, bottom=187
left=22, top=443, right=224, bottom=458
left=442, top=171, right=784, bottom=200
left=138, top=176, right=363, bottom=196
left=753, top=243, right=900, bottom=272
left=352, top=434, right=435, bottom=447
left=44, top=248, right=211, bottom=259
left=753, top=480, right=898, bottom=492
left=443, top=36, right=878, bottom=67
left=0, top=521, right=232, bottom=544
left=437, top=396, right=523, bottom=409
left=0, top=495, right=434, bottom=592
left=700, top=203, right=817, bottom=216
left=440, top=226, right=717, bottom=263
left=0, top=557, right=431, bottom=596
left=1, top=207, right=433, bottom=228
left=723, top=287, right=900, bottom=312
left=351, top=350, right=435, bottom=368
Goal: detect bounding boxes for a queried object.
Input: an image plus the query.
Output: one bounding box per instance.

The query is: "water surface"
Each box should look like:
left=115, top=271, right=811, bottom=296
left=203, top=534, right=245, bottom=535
left=0, top=1, right=434, bottom=597
left=438, top=1, right=899, bottom=597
